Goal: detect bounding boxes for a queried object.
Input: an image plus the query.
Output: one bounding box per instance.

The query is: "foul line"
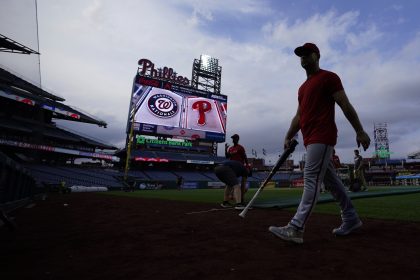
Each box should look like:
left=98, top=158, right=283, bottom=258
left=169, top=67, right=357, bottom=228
left=185, top=207, right=236, bottom=215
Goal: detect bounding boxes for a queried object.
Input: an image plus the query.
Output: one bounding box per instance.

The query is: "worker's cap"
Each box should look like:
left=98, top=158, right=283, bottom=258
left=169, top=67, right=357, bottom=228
left=294, top=42, right=320, bottom=58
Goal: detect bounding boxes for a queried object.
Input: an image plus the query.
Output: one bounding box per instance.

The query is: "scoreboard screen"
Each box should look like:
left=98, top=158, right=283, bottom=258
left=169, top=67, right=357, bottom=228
left=128, top=75, right=227, bottom=142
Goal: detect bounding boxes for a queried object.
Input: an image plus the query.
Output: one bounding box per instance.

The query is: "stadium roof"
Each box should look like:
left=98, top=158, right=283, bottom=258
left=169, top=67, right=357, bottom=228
left=0, top=116, right=116, bottom=149
left=408, top=151, right=420, bottom=159
left=0, top=66, right=64, bottom=101
left=0, top=33, right=40, bottom=55
left=0, top=67, right=107, bottom=127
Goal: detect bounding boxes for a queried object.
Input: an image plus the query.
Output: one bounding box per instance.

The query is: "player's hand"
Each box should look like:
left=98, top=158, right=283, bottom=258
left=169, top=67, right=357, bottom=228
left=356, top=131, right=370, bottom=151
left=283, top=138, right=291, bottom=150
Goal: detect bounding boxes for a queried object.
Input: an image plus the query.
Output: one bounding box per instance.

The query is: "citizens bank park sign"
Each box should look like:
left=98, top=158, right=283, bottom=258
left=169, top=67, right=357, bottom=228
left=130, top=58, right=228, bottom=142
left=136, top=135, right=193, bottom=147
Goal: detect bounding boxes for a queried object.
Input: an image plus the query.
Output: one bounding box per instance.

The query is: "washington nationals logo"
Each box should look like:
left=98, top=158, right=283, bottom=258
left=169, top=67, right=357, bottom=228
left=147, top=94, right=178, bottom=118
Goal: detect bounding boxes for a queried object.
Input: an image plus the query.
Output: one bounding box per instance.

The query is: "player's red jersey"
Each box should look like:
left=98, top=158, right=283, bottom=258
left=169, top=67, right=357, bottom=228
left=227, top=144, right=247, bottom=164
left=332, top=154, right=341, bottom=168
left=298, top=69, right=343, bottom=146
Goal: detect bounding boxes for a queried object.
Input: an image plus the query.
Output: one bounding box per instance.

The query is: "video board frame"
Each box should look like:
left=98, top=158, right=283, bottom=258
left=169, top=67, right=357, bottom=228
left=128, top=74, right=228, bottom=143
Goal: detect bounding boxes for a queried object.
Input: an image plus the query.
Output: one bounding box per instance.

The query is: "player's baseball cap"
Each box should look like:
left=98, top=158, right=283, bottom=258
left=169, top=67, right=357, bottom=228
left=231, top=134, right=240, bottom=139
left=294, top=43, right=320, bottom=57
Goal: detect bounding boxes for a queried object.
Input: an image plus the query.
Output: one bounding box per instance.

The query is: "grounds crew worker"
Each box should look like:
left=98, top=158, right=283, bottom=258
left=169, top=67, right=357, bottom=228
left=215, top=160, right=251, bottom=210
left=225, top=134, right=250, bottom=203
left=354, top=149, right=368, bottom=191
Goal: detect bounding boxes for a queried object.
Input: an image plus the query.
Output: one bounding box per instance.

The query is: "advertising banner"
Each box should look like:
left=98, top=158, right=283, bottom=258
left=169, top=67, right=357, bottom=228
left=0, top=139, right=119, bottom=162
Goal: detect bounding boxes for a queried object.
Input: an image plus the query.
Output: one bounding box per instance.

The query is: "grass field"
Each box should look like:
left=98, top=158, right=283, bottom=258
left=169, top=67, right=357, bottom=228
left=105, top=186, right=420, bottom=222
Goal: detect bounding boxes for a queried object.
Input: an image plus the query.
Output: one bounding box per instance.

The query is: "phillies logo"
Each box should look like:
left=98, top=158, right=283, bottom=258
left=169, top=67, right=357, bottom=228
left=148, top=94, right=178, bottom=118
left=138, top=58, right=190, bottom=86
left=192, top=100, right=212, bottom=126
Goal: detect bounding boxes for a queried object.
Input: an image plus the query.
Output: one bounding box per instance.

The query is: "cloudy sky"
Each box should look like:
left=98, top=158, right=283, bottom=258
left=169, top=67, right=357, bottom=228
left=1, top=0, right=420, bottom=163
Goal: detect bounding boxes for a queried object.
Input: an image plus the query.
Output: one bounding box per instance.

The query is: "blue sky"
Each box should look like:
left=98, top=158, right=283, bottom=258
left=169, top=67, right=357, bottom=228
left=1, top=0, right=420, bottom=163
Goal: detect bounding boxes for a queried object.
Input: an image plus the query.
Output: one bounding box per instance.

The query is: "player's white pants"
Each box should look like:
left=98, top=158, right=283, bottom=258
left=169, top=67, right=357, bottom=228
left=289, top=144, right=358, bottom=230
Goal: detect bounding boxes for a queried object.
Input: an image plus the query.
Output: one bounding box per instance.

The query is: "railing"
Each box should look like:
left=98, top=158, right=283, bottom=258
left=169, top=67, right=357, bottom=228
left=0, top=152, right=42, bottom=223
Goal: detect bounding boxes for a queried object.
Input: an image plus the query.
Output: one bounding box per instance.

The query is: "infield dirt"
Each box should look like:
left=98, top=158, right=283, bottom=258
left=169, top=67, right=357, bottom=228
left=2, top=192, right=420, bottom=280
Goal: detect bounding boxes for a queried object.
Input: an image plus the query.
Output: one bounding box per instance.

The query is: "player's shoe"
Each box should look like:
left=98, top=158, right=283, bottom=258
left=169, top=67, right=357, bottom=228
left=268, top=224, right=304, bottom=244
left=332, top=219, right=362, bottom=236
left=220, top=201, right=232, bottom=208
left=220, top=201, right=233, bottom=208
left=234, top=203, right=246, bottom=210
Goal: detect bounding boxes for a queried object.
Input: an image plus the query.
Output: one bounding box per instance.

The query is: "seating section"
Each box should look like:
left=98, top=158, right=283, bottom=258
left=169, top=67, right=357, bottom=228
left=132, top=150, right=158, bottom=159
left=26, top=165, right=124, bottom=188
left=173, top=171, right=211, bottom=181
left=127, top=170, right=150, bottom=180
left=250, top=172, right=268, bottom=181
left=22, top=163, right=303, bottom=190
left=200, top=171, right=219, bottom=181
left=142, top=170, right=178, bottom=180
left=156, top=151, right=186, bottom=161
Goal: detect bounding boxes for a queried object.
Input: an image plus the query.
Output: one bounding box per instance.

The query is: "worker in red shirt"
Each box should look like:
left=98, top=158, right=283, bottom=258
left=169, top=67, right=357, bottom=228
left=223, top=134, right=250, bottom=205
left=225, top=134, right=248, bottom=164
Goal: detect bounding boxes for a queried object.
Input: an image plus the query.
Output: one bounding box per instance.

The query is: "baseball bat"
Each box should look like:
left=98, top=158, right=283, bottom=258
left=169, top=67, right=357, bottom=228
left=239, top=139, right=298, bottom=218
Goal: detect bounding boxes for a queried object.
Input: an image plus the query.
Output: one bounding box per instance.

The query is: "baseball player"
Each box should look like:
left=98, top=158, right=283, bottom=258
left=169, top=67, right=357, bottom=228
left=268, top=43, right=370, bottom=244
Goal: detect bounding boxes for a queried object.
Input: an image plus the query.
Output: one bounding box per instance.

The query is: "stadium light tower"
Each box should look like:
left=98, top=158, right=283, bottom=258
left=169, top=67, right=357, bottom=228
left=191, top=54, right=222, bottom=95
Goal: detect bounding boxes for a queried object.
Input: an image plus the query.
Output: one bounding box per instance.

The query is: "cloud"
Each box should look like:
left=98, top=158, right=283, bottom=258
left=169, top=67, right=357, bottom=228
left=2, top=1, right=420, bottom=164
left=82, top=0, right=104, bottom=23
left=345, top=24, right=383, bottom=51
left=262, top=10, right=359, bottom=50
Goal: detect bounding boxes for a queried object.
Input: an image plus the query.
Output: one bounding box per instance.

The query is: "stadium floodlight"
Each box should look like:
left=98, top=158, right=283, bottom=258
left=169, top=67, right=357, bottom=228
left=192, top=54, right=222, bottom=95
left=200, top=54, right=218, bottom=73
